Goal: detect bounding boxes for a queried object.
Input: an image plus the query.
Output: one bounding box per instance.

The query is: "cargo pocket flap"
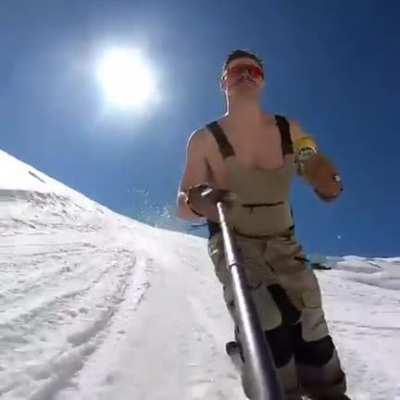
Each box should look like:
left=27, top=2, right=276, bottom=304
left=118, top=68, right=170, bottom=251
left=302, top=289, right=322, bottom=308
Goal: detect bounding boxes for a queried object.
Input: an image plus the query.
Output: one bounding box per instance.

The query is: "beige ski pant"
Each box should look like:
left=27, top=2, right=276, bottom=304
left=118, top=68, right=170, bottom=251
left=208, top=231, right=347, bottom=400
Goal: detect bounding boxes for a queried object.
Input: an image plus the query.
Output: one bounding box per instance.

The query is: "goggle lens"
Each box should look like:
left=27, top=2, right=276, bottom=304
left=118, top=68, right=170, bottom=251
left=224, top=64, right=264, bottom=80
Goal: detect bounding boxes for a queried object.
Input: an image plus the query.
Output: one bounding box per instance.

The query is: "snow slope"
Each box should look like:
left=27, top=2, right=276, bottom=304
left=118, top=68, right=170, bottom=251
left=0, top=149, right=399, bottom=400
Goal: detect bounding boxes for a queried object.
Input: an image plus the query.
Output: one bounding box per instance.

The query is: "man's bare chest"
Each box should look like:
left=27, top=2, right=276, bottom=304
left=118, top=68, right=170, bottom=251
left=214, top=124, right=283, bottom=163
left=206, top=125, right=285, bottom=187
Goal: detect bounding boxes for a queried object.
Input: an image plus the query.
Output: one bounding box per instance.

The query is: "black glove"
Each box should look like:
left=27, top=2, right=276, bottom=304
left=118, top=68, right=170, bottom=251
left=186, top=184, right=235, bottom=220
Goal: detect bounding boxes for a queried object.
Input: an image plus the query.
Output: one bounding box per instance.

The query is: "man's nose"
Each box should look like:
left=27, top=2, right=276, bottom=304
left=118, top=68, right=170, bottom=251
left=240, top=69, right=252, bottom=79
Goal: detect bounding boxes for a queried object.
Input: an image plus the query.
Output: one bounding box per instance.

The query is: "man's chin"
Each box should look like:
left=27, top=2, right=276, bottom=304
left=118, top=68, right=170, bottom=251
left=232, top=85, right=260, bottom=97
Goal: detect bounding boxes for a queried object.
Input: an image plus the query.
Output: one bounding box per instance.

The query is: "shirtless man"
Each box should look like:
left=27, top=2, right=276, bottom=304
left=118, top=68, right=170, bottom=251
left=176, top=49, right=349, bottom=400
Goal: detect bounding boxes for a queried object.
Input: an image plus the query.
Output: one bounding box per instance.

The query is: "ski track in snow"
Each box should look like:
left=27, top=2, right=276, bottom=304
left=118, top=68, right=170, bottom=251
left=52, top=234, right=243, bottom=400
left=0, top=183, right=153, bottom=399
left=0, top=232, right=146, bottom=399
left=1, top=150, right=400, bottom=400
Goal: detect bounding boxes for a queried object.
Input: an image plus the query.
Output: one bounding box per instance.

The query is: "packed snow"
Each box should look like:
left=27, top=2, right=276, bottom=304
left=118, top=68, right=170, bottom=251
left=0, top=149, right=399, bottom=400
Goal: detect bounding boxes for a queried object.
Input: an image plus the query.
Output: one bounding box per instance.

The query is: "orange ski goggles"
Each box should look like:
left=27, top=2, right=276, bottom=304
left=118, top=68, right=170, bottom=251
left=223, top=64, right=264, bottom=81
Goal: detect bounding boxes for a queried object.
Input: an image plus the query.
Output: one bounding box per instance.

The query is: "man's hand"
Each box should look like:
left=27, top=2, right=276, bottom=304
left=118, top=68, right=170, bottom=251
left=290, top=121, right=343, bottom=202
left=303, top=154, right=343, bottom=202
left=186, top=184, right=236, bottom=221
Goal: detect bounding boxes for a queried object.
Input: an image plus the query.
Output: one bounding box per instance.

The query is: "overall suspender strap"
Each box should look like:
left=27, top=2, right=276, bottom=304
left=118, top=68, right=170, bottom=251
left=206, top=121, right=235, bottom=159
left=275, top=115, right=293, bottom=156
left=275, top=115, right=296, bottom=233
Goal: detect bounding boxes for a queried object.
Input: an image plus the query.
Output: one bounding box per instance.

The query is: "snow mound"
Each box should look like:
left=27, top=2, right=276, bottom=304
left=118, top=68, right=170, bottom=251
left=0, top=150, right=148, bottom=236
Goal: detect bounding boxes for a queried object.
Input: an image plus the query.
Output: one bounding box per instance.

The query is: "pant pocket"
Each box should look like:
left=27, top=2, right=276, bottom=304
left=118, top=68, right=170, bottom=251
left=301, top=288, right=329, bottom=342
left=302, top=288, right=322, bottom=309
left=208, top=234, right=230, bottom=286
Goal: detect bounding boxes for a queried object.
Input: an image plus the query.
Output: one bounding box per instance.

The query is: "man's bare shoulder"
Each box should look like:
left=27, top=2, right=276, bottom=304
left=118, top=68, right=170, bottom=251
left=187, top=125, right=216, bottom=151
left=188, top=127, right=207, bottom=144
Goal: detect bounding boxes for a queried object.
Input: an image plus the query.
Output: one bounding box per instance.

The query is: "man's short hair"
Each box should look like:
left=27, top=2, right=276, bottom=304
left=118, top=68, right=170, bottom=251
left=223, top=49, right=264, bottom=72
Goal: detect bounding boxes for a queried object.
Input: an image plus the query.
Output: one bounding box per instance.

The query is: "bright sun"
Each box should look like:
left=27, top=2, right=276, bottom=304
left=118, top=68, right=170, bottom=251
left=97, top=48, right=157, bottom=109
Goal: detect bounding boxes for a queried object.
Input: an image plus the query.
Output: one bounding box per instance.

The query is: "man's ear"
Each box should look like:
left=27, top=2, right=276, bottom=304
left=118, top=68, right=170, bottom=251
left=219, top=76, right=226, bottom=91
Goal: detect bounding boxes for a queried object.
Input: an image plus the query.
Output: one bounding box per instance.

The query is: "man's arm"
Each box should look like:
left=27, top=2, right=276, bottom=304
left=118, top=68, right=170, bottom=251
left=289, top=120, right=312, bottom=140
left=290, top=120, right=318, bottom=175
left=176, top=129, right=209, bottom=220
left=289, top=120, right=343, bottom=201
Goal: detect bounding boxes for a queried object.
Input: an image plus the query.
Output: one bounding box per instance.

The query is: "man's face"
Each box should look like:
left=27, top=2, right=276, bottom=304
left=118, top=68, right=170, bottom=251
left=221, top=57, right=265, bottom=99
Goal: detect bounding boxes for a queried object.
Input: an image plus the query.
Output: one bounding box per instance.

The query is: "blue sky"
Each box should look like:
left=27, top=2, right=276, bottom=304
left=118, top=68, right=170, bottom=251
left=1, top=1, right=399, bottom=257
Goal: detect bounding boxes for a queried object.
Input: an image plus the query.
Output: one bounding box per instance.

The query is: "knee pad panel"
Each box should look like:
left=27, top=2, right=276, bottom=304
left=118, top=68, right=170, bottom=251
left=264, top=325, right=293, bottom=368
left=267, top=284, right=301, bottom=326
left=292, top=324, right=334, bottom=366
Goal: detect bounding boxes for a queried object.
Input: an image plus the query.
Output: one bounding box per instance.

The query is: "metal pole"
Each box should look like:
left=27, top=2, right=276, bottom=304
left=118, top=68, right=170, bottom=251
left=217, top=202, right=284, bottom=400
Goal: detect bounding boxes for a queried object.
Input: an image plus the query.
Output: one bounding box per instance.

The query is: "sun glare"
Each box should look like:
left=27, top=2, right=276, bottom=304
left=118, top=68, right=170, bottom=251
left=97, top=48, right=157, bottom=110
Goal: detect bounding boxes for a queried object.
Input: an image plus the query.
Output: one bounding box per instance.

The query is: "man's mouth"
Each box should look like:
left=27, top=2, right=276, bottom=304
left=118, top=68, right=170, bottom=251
left=235, top=77, right=256, bottom=87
